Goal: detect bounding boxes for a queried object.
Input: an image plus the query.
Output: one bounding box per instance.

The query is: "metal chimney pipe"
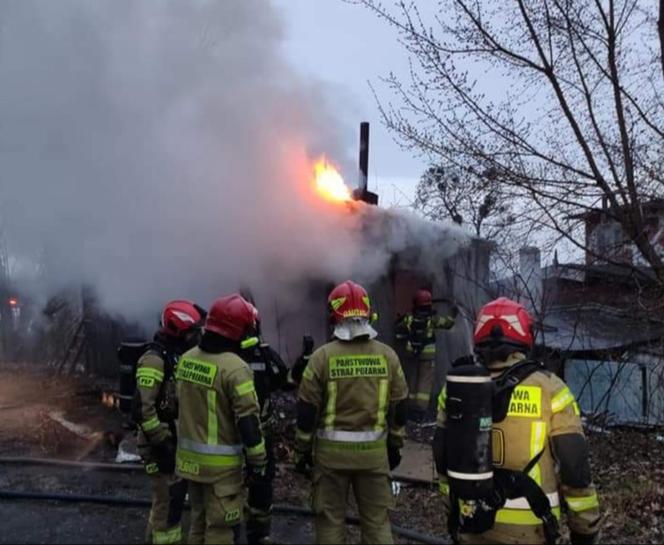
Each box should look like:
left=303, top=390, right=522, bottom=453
left=359, top=121, right=369, bottom=194
left=354, top=121, right=378, bottom=205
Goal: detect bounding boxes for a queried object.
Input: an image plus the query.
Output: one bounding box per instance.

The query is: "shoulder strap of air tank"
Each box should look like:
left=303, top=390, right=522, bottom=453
left=493, top=464, right=559, bottom=545
left=496, top=359, right=544, bottom=388
left=145, top=342, right=176, bottom=379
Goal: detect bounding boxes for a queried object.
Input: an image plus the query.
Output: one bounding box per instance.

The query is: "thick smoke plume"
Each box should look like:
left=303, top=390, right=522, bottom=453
left=0, top=1, right=468, bottom=329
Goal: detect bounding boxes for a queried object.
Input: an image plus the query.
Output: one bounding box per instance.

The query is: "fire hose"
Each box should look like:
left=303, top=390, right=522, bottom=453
left=0, top=456, right=143, bottom=472
left=0, top=457, right=437, bottom=488
left=0, top=490, right=447, bottom=545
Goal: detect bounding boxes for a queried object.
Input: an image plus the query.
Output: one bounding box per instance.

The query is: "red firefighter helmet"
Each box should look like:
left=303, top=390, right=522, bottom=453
left=205, top=294, right=258, bottom=341
left=413, top=289, right=433, bottom=308
left=328, top=281, right=371, bottom=324
left=160, top=300, right=203, bottom=338
left=473, top=297, right=534, bottom=349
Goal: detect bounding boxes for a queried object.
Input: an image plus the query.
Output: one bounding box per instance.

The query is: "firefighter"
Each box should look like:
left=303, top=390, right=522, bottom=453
left=395, top=288, right=456, bottom=420
left=288, top=334, right=315, bottom=387
left=133, top=300, right=204, bottom=545
left=433, top=297, right=601, bottom=544
left=239, top=308, right=289, bottom=545
left=295, top=280, right=409, bottom=544
left=176, top=294, right=267, bottom=545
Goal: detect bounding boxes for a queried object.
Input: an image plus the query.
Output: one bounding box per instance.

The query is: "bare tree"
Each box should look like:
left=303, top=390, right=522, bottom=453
left=659, top=0, right=664, bottom=79
left=415, top=164, right=518, bottom=242
left=357, top=0, right=664, bottom=282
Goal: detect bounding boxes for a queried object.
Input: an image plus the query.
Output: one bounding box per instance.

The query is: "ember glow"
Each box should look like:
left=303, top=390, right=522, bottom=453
left=313, top=157, right=352, bottom=203
left=101, top=392, right=118, bottom=409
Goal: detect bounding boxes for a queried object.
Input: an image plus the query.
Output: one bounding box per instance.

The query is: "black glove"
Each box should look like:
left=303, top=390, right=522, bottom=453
left=152, top=437, right=176, bottom=474
left=294, top=450, right=313, bottom=477
left=452, top=355, right=476, bottom=367
left=245, top=461, right=268, bottom=487
left=302, top=335, right=314, bottom=355
left=571, top=532, right=599, bottom=545
left=291, top=336, right=314, bottom=384
left=388, top=446, right=401, bottom=470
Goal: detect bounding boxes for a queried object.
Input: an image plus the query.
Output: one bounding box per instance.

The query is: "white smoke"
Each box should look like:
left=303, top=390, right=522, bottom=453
left=0, top=0, right=469, bottom=329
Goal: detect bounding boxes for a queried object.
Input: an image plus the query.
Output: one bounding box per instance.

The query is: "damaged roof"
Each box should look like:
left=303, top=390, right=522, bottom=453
left=539, top=303, right=664, bottom=353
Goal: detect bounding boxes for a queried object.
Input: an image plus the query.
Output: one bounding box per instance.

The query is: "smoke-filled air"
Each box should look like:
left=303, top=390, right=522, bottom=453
left=0, top=0, right=467, bottom=324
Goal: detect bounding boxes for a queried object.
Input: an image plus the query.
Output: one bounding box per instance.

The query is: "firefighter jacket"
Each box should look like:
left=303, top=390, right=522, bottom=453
left=296, top=338, right=409, bottom=471
left=175, top=348, right=266, bottom=493
left=395, top=311, right=455, bottom=361
left=134, top=347, right=178, bottom=448
left=436, top=354, right=601, bottom=544
left=241, top=341, right=289, bottom=426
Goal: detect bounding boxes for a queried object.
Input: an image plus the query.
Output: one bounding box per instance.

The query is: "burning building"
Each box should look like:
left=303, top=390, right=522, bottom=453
left=257, top=123, right=492, bottom=393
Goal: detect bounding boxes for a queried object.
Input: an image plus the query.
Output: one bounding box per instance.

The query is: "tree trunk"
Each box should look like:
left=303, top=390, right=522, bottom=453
left=660, top=0, right=664, bottom=81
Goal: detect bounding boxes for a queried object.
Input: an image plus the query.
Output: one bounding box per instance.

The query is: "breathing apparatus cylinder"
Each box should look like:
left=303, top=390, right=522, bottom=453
left=445, top=364, right=496, bottom=533
left=116, top=340, right=147, bottom=414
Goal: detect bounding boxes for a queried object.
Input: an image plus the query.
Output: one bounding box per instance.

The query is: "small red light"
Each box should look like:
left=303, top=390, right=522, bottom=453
left=8, top=298, right=18, bottom=307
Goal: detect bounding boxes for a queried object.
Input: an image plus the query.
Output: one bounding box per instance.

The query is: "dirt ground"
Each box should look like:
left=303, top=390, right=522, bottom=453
left=0, top=364, right=434, bottom=544
left=1, top=363, right=664, bottom=544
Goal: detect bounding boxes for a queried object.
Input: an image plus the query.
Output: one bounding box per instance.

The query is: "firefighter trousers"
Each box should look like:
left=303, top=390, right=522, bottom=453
left=246, top=432, right=275, bottom=544
left=457, top=525, right=551, bottom=545
left=405, top=357, right=435, bottom=414
left=144, top=471, right=187, bottom=545
left=312, top=464, right=393, bottom=545
left=187, top=481, right=243, bottom=545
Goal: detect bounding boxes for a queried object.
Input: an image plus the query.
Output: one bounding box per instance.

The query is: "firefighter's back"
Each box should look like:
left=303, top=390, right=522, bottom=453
left=302, top=337, right=403, bottom=544
left=310, top=338, right=400, bottom=469
left=436, top=297, right=601, bottom=545
left=471, top=369, right=563, bottom=544
left=176, top=347, right=247, bottom=488
left=296, top=281, right=409, bottom=545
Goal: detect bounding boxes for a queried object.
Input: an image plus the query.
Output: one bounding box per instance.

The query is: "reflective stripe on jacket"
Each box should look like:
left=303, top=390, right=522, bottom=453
left=135, top=351, right=172, bottom=446
left=175, top=349, right=264, bottom=488
left=296, top=338, right=408, bottom=470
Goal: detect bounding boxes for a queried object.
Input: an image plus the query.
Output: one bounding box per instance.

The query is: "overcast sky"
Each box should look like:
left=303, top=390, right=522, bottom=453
left=273, top=0, right=423, bottom=207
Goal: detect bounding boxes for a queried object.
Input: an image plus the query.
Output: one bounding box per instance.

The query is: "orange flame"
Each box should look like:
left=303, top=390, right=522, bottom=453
left=313, top=157, right=352, bottom=202
left=101, top=392, right=117, bottom=409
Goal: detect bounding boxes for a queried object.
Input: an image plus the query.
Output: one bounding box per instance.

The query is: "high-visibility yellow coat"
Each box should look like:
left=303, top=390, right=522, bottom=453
left=296, top=338, right=409, bottom=470
left=395, top=312, right=455, bottom=361
left=436, top=354, right=601, bottom=544
left=175, top=348, right=266, bottom=495
left=135, top=349, right=176, bottom=451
